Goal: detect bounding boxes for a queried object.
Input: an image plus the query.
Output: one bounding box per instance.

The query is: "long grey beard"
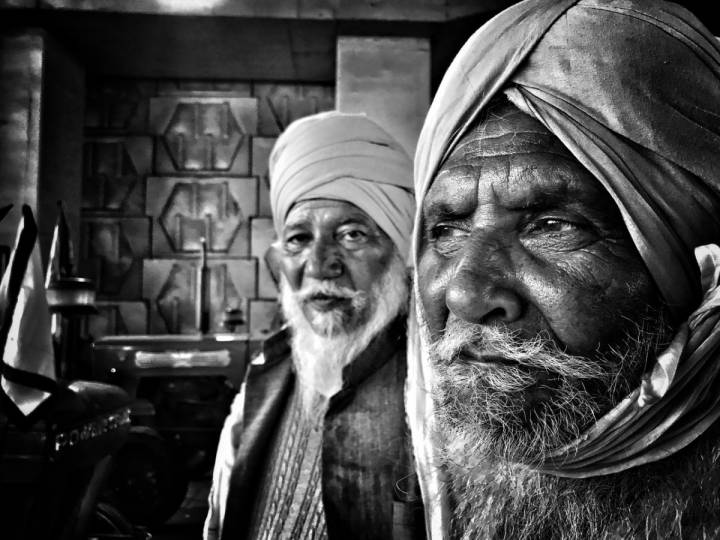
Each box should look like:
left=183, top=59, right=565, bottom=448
left=280, top=253, right=408, bottom=407
left=432, top=312, right=671, bottom=465
left=444, top=432, right=720, bottom=540
left=429, top=311, right=682, bottom=539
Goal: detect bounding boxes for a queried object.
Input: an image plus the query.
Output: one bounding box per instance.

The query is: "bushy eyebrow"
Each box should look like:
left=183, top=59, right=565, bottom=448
left=282, top=214, right=376, bottom=233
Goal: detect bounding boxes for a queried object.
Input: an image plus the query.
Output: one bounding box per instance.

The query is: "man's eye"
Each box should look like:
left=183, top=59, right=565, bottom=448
left=521, top=216, right=598, bottom=252
left=429, top=224, right=467, bottom=241
left=427, top=224, right=469, bottom=256
left=338, top=229, right=369, bottom=248
left=283, top=233, right=311, bottom=252
left=525, top=218, right=581, bottom=234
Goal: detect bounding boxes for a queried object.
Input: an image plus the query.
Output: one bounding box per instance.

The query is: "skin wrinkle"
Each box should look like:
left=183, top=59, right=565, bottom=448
left=418, top=100, right=687, bottom=538
left=280, top=199, right=396, bottom=334
left=277, top=197, right=409, bottom=404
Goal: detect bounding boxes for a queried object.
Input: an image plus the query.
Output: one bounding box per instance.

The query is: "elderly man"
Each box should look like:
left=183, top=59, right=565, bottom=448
left=407, top=0, right=720, bottom=538
left=205, top=111, right=421, bottom=540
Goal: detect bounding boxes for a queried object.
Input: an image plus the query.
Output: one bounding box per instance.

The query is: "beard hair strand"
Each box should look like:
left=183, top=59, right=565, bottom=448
left=430, top=308, right=681, bottom=539
left=280, top=252, right=409, bottom=411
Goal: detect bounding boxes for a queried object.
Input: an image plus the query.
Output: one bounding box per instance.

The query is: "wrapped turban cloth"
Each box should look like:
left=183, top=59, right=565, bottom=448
left=406, top=0, right=720, bottom=536
left=268, top=111, right=415, bottom=258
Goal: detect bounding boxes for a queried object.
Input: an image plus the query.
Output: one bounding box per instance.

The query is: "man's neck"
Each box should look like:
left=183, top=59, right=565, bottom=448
left=291, top=307, right=404, bottom=405
left=448, top=420, right=720, bottom=539
left=339, top=315, right=404, bottom=391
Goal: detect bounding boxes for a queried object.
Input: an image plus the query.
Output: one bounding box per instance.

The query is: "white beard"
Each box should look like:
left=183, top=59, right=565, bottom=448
left=280, top=253, right=409, bottom=411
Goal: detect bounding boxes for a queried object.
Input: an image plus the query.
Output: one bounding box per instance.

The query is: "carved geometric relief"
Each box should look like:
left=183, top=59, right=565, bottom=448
left=146, top=176, right=258, bottom=257
left=252, top=137, right=276, bottom=216
left=143, top=258, right=256, bottom=334
left=249, top=299, right=281, bottom=338
left=251, top=217, right=278, bottom=298
left=253, top=84, right=334, bottom=136
left=150, top=96, right=257, bottom=175
left=88, top=301, right=149, bottom=339
left=85, top=79, right=156, bottom=132
left=79, top=216, right=151, bottom=299
left=82, top=136, right=152, bottom=213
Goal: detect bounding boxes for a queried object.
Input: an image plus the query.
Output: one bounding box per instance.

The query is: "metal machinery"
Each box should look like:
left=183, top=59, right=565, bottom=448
left=0, top=204, right=142, bottom=540
left=91, top=239, right=255, bottom=526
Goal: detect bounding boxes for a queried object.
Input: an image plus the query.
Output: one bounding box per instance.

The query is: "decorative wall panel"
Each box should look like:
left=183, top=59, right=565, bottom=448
left=143, top=258, right=256, bottom=334
left=251, top=137, right=276, bottom=216
left=250, top=217, right=278, bottom=298
left=147, top=176, right=258, bottom=257
left=82, top=136, right=152, bottom=213
left=80, top=77, right=334, bottom=337
left=253, top=84, right=333, bottom=136
left=79, top=216, right=151, bottom=299
left=85, top=79, right=156, bottom=133
left=150, top=95, right=257, bottom=175
left=88, top=300, right=149, bottom=339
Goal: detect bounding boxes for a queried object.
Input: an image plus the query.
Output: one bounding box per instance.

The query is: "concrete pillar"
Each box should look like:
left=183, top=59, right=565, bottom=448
left=0, top=30, right=84, bottom=268
left=336, top=36, right=430, bottom=158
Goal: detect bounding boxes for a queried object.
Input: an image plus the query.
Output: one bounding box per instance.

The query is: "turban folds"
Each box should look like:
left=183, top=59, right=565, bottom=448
left=269, top=111, right=415, bottom=258
left=407, top=1, right=720, bottom=536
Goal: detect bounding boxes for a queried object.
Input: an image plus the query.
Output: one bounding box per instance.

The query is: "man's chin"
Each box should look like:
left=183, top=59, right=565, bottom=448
left=435, top=375, right=603, bottom=464
left=302, top=305, right=362, bottom=337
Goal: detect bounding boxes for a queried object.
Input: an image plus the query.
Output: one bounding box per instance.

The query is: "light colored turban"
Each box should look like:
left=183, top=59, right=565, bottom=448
left=268, top=111, right=415, bottom=258
left=406, top=1, right=720, bottom=537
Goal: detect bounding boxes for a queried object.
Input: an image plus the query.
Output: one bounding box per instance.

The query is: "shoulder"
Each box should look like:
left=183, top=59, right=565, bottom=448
left=250, top=326, right=292, bottom=368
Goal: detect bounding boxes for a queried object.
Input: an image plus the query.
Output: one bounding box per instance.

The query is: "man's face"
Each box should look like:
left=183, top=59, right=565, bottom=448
left=418, top=104, right=670, bottom=462
left=279, top=199, right=396, bottom=335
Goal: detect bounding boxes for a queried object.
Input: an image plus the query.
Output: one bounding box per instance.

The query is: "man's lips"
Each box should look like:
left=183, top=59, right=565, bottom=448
left=456, top=350, right=519, bottom=367
left=304, top=294, right=351, bottom=311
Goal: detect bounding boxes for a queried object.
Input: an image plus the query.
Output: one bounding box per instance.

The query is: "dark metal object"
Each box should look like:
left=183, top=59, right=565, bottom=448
left=45, top=202, right=98, bottom=379
left=91, top=333, right=254, bottom=525
left=196, top=237, right=210, bottom=334
left=222, top=306, right=245, bottom=333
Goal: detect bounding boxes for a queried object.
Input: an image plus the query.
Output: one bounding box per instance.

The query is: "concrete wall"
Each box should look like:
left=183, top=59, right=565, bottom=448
left=336, top=36, right=429, bottom=158
left=0, top=30, right=84, bottom=268
left=80, top=78, right=334, bottom=338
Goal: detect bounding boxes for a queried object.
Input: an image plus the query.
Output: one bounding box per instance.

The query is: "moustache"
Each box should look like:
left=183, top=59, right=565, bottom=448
left=430, top=320, right=610, bottom=382
left=296, top=279, right=367, bottom=307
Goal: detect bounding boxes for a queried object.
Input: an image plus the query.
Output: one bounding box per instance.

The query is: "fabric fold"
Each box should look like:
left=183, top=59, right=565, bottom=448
left=408, top=0, right=720, bottom=537
left=269, top=111, right=415, bottom=258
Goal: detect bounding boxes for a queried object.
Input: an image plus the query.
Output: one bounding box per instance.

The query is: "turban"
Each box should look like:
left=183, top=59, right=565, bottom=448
left=406, top=0, right=720, bottom=536
left=268, top=111, right=415, bottom=258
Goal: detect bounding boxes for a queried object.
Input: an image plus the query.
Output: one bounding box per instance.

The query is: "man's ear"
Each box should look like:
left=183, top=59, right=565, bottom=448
left=263, top=244, right=283, bottom=287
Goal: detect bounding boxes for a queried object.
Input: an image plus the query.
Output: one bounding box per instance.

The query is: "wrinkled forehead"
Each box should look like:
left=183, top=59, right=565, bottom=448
left=284, top=198, right=377, bottom=228
left=422, top=100, right=626, bottom=221
left=443, top=100, right=574, bottom=166
left=428, top=100, right=602, bottom=197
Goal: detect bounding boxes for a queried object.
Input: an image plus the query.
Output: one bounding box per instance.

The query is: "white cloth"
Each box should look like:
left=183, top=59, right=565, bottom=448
left=269, top=111, right=415, bottom=259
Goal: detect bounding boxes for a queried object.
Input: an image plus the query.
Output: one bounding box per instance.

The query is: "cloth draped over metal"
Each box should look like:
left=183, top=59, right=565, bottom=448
left=406, top=0, right=720, bottom=537
left=0, top=205, right=57, bottom=416
left=269, top=111, right=415, bottom=259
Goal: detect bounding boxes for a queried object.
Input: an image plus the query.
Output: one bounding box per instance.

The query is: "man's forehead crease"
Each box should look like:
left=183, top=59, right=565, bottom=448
left=455, top=126, right=570, bottom=158
left=424, top=172, right=477, bottom=216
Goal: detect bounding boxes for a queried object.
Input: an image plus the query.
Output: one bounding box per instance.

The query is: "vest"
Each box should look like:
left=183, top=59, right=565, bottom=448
left=220, top=318, right=424, bottom=539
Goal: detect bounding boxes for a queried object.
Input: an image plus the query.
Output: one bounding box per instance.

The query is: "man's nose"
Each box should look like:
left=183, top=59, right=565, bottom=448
left=305, top=240, right=343, bottom=279
left=445, top=236, right=523, bottom=325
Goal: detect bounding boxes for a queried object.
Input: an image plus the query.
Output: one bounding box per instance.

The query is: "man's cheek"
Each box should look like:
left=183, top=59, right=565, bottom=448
left=280, top=256, right=304, bottom=291
left=417, top=253, right=451, bottom=340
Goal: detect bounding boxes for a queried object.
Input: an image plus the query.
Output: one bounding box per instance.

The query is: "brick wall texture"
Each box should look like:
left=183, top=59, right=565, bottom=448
left=81, top=78, right=334, bottom=339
